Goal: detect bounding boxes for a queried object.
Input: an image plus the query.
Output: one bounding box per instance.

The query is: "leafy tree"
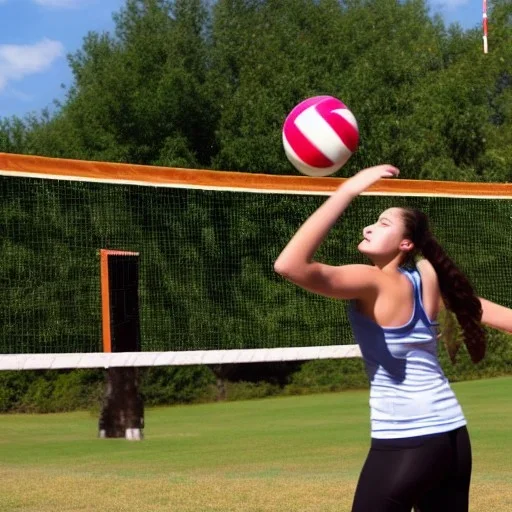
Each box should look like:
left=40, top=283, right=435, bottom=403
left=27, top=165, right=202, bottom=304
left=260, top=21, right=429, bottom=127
left=0, top=117, right=31, bottom=154
left=51, top=0, right=215, bottom=166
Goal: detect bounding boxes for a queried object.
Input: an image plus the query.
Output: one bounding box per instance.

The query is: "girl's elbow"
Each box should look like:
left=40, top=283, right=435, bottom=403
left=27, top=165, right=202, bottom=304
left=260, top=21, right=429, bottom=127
left=274, top=259, right=290, bottom=277
left=274, top=259, right=310, bottom=283
left=274, top=256, right=301, bottom=278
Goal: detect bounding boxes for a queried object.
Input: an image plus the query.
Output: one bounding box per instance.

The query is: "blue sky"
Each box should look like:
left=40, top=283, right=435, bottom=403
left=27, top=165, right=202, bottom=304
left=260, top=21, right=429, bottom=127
left=0, top=0, right=484, bottom=120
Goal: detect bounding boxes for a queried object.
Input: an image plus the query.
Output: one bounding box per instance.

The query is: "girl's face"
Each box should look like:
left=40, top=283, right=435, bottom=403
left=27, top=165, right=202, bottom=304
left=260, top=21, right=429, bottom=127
left=358, top=208, right=412, bottom=261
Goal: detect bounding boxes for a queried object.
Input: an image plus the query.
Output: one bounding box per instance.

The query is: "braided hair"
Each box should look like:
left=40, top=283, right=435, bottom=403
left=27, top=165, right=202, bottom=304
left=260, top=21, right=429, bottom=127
left=400, top=207, right=486, bottom=364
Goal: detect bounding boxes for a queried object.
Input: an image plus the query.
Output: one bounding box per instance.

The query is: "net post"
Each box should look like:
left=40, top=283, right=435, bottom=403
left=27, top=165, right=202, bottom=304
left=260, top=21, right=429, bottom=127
left=98, top=250, right=144, bottom=441
left=100, top=250, right=112, bottom=353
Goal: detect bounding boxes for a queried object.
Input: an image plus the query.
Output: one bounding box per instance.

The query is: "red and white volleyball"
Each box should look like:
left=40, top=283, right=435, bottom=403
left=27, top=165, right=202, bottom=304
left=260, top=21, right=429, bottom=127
left=282, top=95, right=359, bottom=177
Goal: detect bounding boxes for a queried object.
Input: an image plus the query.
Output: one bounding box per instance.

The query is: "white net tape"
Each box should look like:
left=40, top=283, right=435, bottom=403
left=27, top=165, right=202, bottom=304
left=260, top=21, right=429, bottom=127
left=0, top=345, right=362, bottom=370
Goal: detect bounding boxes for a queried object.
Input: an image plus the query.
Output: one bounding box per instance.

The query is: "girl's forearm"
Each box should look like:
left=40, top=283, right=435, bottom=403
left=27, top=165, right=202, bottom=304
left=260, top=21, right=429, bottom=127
left=479, top=297, right=512, bottom=333
left=275, top=183, right=356, bottom=270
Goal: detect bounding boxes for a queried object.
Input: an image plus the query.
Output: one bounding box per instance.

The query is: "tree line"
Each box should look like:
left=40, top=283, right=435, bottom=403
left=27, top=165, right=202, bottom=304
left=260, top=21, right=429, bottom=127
left=1, top=0, right=511, bottom=180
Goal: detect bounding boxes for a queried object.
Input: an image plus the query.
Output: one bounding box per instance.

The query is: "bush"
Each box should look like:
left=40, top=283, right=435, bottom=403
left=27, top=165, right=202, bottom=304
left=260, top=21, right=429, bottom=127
left=0, top=371, right=39, bottom=412
left=51, top=371, right=104, bottom=412
left=0, top=369, right=104, bottom=413
left=225, top=381, right=281, bottom=401
left=21, top=376, right=56, bottom=413
left=140, top=366, right=216, bottom=405
left=285, top=359, right=369, bottom=395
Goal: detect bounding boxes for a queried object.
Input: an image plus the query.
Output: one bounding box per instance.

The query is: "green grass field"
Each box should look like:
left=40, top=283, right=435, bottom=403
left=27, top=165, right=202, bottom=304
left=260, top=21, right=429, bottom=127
left=1, top=376, right=511, bottom=511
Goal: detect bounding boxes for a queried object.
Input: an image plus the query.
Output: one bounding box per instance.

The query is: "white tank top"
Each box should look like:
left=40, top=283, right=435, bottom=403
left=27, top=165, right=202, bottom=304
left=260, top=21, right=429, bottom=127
left=348, top=267, right=466, bottom=439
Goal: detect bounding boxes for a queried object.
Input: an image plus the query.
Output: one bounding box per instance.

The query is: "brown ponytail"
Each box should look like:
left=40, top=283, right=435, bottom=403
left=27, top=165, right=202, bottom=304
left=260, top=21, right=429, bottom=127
left=400, top=208, right=486, bottom=364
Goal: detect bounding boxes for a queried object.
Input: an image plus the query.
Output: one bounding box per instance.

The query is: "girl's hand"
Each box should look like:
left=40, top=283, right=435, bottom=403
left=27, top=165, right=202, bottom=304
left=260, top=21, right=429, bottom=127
left=341, top=164, right=399, bottom=197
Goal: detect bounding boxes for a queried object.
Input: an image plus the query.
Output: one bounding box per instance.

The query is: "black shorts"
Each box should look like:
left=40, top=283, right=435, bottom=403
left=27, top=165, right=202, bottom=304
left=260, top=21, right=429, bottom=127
left=351, top=426, right=472, bottom=512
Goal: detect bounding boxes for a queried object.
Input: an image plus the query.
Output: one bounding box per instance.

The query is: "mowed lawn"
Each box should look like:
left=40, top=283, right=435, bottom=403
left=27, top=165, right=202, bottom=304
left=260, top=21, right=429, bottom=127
left=1, top=376, right=511, bottom=512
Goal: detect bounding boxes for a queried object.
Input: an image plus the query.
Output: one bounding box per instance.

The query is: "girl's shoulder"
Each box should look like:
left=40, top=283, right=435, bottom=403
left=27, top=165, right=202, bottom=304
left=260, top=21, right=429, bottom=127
left=415, top=259, right=442, bottom=319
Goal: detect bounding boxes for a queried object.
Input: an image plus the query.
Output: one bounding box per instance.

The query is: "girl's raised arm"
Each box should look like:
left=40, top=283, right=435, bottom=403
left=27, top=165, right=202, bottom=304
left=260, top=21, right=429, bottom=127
left=274, top=164, right=398, bottom=299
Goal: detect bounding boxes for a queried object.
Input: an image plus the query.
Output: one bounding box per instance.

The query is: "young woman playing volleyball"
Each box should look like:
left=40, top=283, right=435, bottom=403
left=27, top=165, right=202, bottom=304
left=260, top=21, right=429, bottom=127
left=274, top=164, right=512, bottom=512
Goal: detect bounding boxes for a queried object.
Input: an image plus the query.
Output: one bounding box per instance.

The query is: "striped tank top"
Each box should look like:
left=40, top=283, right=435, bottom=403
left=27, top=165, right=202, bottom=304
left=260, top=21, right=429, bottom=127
left=348, top=266, right=466, bottom=439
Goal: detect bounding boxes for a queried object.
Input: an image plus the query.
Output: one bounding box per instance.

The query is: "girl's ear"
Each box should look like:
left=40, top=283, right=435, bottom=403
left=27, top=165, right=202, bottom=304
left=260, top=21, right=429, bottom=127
left=399, top=239, right=414, bottom=252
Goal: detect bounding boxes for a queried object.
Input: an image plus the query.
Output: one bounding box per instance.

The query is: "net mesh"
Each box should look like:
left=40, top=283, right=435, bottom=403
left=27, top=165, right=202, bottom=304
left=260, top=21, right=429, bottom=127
left=1, top=172, right=512, bottom=356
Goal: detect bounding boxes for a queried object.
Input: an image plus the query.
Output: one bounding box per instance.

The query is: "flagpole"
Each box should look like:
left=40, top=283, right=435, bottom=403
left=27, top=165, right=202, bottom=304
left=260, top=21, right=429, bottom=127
left=483, top=0, right=489, bottom=54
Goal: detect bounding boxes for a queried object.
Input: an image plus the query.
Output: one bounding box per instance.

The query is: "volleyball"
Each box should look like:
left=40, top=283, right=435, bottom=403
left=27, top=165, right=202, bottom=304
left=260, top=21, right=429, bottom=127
left=282, top=95, right=359, bottom=177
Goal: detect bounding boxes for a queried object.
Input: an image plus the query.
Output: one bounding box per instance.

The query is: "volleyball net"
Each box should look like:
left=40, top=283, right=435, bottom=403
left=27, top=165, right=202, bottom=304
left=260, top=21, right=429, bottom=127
left=1, top=152, right=511, bottom=370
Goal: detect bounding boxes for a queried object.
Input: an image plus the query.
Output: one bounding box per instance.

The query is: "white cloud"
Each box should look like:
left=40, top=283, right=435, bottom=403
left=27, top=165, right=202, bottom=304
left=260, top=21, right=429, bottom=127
left=33, top=0, right=86, bottom=7
left=0, top=39, right=64, bottom=92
